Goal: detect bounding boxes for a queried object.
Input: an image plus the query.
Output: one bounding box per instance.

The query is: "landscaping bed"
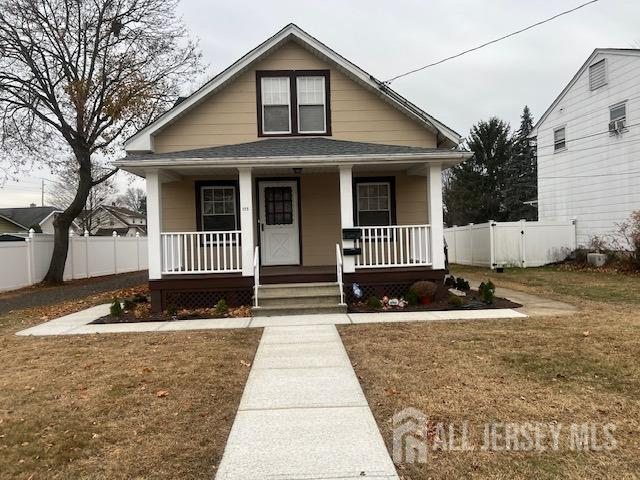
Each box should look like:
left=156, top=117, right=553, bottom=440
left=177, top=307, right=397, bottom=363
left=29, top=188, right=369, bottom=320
left=91, top=298, right=252, bottom=324
left=349, top=276, right=521, bottom=313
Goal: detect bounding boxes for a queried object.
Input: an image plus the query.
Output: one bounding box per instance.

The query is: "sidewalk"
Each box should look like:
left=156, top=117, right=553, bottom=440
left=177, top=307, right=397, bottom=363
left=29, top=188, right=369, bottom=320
left=215, top=324, right=399, bottom=480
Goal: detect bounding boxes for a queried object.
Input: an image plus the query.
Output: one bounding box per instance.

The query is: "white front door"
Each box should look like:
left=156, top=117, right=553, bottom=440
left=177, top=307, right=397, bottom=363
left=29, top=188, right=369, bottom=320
left=259, top=180, right=300, bottom=266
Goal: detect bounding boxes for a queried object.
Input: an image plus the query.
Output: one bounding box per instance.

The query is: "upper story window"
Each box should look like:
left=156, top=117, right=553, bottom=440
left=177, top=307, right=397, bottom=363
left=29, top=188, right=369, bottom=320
left=257, top=70, right=331, bottom=136
left=261, top=77, right=291, bottom=134
left=553, top=126, right=566, bottom=152
left=609, top=101, right=627, bottom=134
left=589, top=59, right=607, bottom=91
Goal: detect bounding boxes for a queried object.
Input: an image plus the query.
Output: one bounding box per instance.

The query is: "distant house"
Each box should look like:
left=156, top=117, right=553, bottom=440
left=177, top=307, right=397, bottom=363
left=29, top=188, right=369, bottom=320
left=0, top=205, right=78, bottom=234
left=82, top=204, right=147, bottom=236
left=530, top=48, right=640, bottom=246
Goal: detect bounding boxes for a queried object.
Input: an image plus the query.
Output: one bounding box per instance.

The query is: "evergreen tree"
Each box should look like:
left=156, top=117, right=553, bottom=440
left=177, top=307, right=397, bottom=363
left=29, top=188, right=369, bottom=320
left=443, top=117, right=512, bottom=226
left=505, top=106, right=538, bottom=220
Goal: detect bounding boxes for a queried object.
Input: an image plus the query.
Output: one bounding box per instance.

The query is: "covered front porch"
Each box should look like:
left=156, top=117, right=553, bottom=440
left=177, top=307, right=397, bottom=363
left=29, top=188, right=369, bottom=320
left=115, top=137, right=471, bottom=311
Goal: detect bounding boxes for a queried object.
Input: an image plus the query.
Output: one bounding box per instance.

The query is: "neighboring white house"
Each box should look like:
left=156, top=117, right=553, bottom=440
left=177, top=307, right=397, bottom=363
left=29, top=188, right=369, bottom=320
left=531, top=48, right=640, bottom=247
left=82, top=204, right=147, bottom=237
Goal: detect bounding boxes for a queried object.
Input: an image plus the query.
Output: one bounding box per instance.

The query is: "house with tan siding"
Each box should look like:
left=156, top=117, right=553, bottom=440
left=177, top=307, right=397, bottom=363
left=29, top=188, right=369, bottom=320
left=115, top=24, right=472, bottom=315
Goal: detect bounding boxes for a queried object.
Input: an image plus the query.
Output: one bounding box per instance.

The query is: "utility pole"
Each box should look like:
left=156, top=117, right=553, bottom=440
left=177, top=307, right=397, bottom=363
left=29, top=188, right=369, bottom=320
left=41, top=179, right=44, bottom=207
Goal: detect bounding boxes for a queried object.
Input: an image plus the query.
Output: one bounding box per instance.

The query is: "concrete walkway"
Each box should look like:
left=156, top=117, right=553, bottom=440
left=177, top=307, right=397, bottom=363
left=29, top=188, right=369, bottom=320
left=15, top=307, right=527, bottom=336
left=215, top=324, right=399, bottom=480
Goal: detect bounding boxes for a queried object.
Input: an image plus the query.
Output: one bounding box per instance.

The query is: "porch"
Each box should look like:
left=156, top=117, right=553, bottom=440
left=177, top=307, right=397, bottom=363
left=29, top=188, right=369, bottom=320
left=115, top=137, right=471, bottom=311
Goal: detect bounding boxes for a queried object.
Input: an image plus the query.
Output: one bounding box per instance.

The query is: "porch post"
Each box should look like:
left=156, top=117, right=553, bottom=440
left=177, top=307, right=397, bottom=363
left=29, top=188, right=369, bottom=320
left=238, top=167, right=255, bottom=277
left=339, top=165, right=355, bottom=273
left=146, top=169, right=163, bottom=279
left=427, top=163, right=446, bottom=270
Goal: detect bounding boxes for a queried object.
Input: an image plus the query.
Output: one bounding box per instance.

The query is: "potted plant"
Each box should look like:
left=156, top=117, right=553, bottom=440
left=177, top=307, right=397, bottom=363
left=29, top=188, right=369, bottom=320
left=409, top=281, right=438, bottom=305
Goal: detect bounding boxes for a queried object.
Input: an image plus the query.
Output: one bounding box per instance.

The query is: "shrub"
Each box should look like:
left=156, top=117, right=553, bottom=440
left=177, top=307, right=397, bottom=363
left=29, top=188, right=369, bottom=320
left=405, top=290, right=419, bottom=306
left=478, top=281, right=496, bottom=305
left=454, top=277, right=470, bottom=291
left=366, top=296, right=382, bottom=309
left=214, top=298, right=229, bottom=315
left=110, top=298, right=123, bottom=317
left=409, top=281, right=438, bottom=299
left=165, top=304, right=178, bottom=316
left=444, top=276, right=455, bottom=288
left=448, top=295, right=464, bottom=307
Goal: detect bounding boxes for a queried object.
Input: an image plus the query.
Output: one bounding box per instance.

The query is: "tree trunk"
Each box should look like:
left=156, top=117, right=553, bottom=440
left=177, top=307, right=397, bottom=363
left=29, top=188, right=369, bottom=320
left=43, top=151, right=94, bottom=284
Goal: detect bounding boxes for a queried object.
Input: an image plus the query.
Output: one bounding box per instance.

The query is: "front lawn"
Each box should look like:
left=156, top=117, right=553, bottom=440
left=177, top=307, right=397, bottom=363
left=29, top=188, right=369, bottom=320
left=0, top=291, right=260, bottom=479
left=340, top=266, right=640, bottom=479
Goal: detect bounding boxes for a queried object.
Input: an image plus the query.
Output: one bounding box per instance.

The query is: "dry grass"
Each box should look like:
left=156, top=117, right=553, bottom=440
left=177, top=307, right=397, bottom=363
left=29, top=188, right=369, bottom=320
left=0, top=290, right=261, bottom=479
left=339, top=266, right=640, bottom=479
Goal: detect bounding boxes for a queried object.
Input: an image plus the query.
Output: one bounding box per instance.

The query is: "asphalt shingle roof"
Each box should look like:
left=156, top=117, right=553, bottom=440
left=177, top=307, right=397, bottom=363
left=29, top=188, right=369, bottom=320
left=0, top=206, right=59, bottom=229
left=124, top=137, right=451, bottom=161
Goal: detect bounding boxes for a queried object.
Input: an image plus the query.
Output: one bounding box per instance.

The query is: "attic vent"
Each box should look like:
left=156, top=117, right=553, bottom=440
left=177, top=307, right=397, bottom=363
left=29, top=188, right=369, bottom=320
left=589, top=59, right=606, bottom=91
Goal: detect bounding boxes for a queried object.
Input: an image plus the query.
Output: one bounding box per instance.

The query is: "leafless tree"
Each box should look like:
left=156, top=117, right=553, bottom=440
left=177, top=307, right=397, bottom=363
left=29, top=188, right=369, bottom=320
left=117, top=186, right=146, bottom=214
left=0, top=0, right=201, bottom=283
left=47, top=162, right=118, bottom=232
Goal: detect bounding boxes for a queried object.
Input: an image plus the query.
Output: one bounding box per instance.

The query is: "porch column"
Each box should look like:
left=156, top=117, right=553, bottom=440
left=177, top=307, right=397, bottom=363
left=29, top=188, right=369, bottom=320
left=427, top=163, right=446, bottom=270
left=339, top=165, right=355, bottom=273
left=146, top=169, right=163, bottom=279
left=238, top=167, right=255, bottom=277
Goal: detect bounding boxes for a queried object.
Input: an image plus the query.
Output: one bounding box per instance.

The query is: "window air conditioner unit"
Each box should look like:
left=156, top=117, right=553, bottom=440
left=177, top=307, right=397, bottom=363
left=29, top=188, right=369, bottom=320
left=608, top=120, right=617, bottom=133
left=615, top=119, right=626, bottom=131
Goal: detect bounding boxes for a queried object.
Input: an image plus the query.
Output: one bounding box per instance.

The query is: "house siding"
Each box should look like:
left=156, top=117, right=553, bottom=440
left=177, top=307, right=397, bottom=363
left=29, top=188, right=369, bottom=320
left=0, top=218, right=23, bottom=234
left=153, top=41, right=437, bottom=153
left=536, top=52, right=640, bottom=246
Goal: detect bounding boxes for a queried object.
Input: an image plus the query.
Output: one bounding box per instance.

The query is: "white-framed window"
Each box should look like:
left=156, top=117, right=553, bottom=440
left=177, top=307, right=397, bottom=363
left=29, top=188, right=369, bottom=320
left=609, top=101, right=627, bottom=133
left=261, top=77, right=291, bottom=134
left=297, top=76, right=326, bottom=133
left=553, top=126, right=566, bottom=152
left=589, top=59, right=607, bottom=91
left=201, top=186, right=237, bottom=231
left=356, top=182, right=391, bottom=226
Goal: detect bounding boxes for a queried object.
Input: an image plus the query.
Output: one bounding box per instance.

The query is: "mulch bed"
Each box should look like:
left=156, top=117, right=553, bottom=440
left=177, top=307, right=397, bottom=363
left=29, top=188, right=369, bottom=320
left=348, top=287, right=521, bottom=313
left=91, top=306, right=252, bottom=324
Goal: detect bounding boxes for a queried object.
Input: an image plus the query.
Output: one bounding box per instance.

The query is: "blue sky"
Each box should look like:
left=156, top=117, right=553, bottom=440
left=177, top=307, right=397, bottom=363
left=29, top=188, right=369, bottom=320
left=1, top=0, right=638, bottom=207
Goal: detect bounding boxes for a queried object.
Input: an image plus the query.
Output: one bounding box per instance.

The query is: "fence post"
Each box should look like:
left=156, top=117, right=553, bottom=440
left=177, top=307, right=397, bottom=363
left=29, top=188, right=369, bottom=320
left=26, top=229, right=35, bottom=286
left=68, top=230, right=75, bottom=280
left=520, top=219, right=527, bottom=268
left=469, top=223, right=474, bottom=266
left=84, top=230, right=90, bottom=278
left=136, top=232, right=141, bottom=270
left=113, top=231, right=118, bottom=274
left=571, top=217, right=578, bottom=251
left=489, top=220, right=496, bottom=269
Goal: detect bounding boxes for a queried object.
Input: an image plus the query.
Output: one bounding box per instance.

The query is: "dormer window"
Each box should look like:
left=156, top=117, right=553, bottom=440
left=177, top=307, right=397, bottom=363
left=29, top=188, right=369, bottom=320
left=257, top=70, right=331, bottom=136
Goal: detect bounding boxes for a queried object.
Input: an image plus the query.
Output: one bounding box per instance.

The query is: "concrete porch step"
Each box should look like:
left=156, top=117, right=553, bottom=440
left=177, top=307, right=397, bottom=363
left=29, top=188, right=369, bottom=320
left=252, top=304, right=347, bottom=317
left=258, top=282, right=340, bottom=297
left=259, top=294, right=342, bottom=307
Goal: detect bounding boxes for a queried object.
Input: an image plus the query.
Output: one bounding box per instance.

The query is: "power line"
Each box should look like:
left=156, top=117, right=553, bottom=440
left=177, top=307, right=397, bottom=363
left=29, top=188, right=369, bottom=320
left=384, top=0, right=601, bottom=84
left=536, top=133, right=640, bottom=158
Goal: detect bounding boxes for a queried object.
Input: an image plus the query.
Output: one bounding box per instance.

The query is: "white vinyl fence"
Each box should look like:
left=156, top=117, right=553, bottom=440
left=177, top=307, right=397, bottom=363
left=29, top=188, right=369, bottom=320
left=445, top=219, right=577, bottom=268
left=0, top=231, right=148, bottom=292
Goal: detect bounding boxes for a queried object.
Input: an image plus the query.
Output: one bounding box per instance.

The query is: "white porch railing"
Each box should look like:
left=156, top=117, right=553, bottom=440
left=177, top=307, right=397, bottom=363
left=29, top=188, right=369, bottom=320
left=253, top=245, right=260, bottom=307
left=335, top=243, right=345, bottom=305
left=354, top=225, right=432, bottom=268
left=161, top=231, right=242, bottom=274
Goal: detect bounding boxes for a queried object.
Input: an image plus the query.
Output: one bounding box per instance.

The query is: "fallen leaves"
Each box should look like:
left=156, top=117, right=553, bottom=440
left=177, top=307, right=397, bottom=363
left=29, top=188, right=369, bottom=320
left=155, top=390, right=169, bottom=398
left=240, top=360, right=251, bottom=368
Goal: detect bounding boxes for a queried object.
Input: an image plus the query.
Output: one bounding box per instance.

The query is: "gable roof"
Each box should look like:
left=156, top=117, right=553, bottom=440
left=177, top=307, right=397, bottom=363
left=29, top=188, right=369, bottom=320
left=124, top=23, right=462, bottom=152
left=0, top=206, right=59, bottom=229
left=531, top=48, right=640, bottom=136
left=102, top=205, right=146, bottom=220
